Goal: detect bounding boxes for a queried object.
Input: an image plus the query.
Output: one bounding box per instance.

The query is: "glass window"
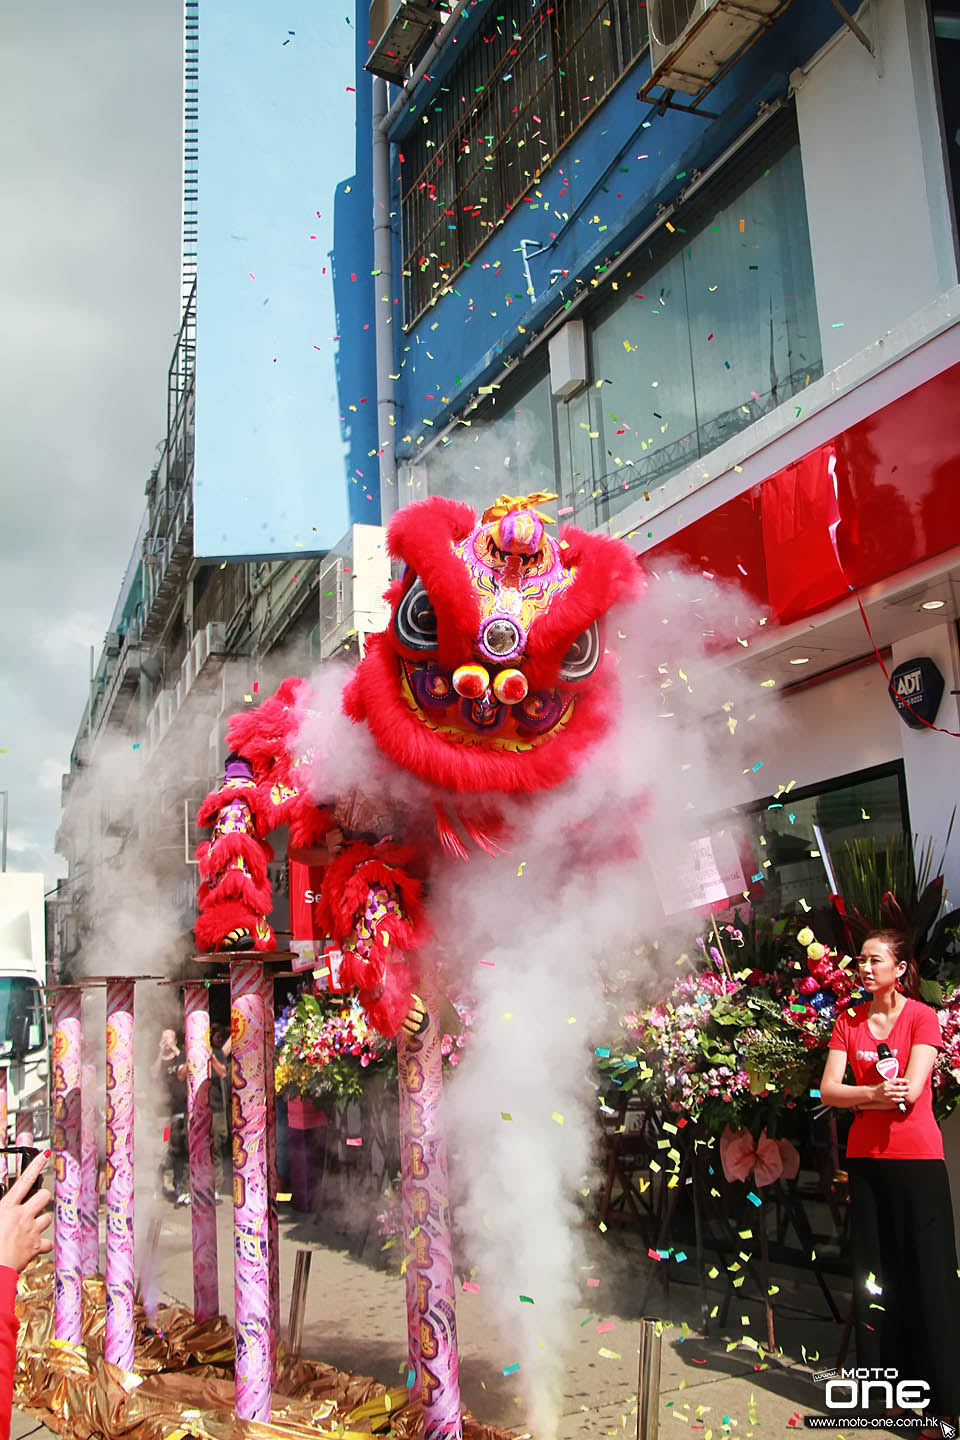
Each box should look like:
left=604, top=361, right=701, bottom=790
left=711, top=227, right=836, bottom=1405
left=416, top=362, right=555, bottom=512
left=933, top=7, right=960, bottom=242
left=734, top=763, right=909, bottom=926
left=0, top=980, right=46, bottom=1059
left=566, top=111, right=822, bottom=528
left=400, top=0, right=649, bottom=326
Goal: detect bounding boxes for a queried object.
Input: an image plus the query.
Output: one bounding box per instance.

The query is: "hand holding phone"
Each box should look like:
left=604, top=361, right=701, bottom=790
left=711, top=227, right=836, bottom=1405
left=0, top=1150, right=53, bottom=1273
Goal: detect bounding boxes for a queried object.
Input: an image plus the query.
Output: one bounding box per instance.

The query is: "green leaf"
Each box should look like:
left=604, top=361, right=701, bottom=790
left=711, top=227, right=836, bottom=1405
left=919, top=976, right=945, bottom=1007
left=913, top=875, right=944, bottom=945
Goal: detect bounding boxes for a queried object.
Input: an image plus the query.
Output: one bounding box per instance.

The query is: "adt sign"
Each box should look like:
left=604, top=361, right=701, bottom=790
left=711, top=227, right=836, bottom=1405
left=889, top=657, right=945, bottom=730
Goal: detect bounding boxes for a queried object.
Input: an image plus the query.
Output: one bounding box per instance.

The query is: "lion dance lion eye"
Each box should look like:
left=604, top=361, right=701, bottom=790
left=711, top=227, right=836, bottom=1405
left=394, top=577, right=439, bottom=651
left=558, top=621, right=601, bottom=682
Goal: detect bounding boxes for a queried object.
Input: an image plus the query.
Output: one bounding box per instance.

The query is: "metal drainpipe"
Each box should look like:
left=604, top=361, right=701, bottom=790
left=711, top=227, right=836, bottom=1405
left=376, top=7, right=464, bottom=138
left=372, top=78, right=398, bottom=520
left=369, top=7, right=472, bottom=516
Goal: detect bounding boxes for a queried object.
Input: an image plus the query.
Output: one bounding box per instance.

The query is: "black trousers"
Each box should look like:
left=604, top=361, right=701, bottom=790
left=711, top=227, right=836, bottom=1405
left=848, top=1157, right=960, bottom=1415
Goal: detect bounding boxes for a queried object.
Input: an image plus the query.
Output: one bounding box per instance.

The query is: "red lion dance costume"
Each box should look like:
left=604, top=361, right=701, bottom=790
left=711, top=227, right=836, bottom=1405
left=196, top=493, right=641, bottom=1438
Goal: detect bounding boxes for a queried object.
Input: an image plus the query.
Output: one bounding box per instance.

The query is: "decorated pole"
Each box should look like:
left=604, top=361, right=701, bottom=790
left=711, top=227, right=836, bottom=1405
left=230, top=959, right=272, bottom=1423
left=52, top=986, right=83, bottom=1344
left=184, top=981, right=220, bottom=1322
left=396, top=984, right=462, bottom=1440
left=79, top=1060, right=99, bottom=1276
left=105, top=979, right=136, bottom=1370
left=397, top=1059, right=421, bottom=1395
left=260, top=969, right=281, bottom=1363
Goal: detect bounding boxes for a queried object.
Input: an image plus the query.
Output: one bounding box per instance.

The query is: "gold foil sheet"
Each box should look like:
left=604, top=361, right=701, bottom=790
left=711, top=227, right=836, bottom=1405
left=13, top=1265, right=513, bottom=1440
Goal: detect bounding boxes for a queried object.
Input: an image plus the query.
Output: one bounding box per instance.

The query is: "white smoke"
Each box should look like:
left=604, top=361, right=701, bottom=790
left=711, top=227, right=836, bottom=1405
left=299, top=559, right=781, bottom=1437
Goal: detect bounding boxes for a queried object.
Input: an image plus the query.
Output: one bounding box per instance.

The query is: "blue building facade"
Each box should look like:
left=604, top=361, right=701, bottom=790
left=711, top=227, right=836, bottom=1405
left=364, top=0, right=853, bottom=524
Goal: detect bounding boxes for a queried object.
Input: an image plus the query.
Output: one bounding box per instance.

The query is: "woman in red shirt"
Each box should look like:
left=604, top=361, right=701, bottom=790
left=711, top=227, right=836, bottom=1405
left=820, top=929, right=960, bottom=1428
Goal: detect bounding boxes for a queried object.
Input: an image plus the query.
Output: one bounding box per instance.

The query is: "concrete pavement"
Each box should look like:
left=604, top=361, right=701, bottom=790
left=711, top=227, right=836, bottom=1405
left=128, top=1197, right=901, bottom=1439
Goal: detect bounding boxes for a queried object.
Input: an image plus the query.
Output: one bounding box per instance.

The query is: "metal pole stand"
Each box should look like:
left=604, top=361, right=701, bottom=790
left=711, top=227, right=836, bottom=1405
left=636, top=1317, right=663, bottom=1440
left=287, top=1248, right=312, bottom=1356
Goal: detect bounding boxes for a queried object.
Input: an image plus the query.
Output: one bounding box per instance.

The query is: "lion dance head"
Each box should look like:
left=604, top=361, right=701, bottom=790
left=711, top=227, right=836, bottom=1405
left=343, top=492, right=642, bottom=795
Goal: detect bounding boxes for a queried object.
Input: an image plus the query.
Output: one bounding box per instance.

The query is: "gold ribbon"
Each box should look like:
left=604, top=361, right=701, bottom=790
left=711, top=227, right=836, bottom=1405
left=481, top=492, right=558, bottom=525
left=14, top=1263, right=512, bottom=1439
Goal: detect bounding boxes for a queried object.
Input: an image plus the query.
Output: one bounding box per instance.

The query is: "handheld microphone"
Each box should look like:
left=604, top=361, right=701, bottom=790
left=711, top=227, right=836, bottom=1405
left=876, top=1042, right=907, bottom=1112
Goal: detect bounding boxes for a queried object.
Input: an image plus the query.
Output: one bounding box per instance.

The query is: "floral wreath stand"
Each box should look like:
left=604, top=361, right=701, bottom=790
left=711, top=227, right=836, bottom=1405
left=636, top=1123, right=846, bottom=1354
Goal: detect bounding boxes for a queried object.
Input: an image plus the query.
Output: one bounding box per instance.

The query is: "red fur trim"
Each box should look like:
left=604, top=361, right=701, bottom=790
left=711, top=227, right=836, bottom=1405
left=194, top=898, right=272, bottom=953
left=434, top=803, right=469, bottom=861
left=197, top=783, right=258, bottom=830
left=318, top=841, right=426, bottom=945
left=224, top=677, right=311, bottom=785
left=202, top=867, right=273, bottom=912
left=524, top=526, right=644, bottom=690
left=201, top=830, right=270, bottom=888
left=363, top=963, right=416, bottom=1039
left=288, top=804, right=335, bottom=849
left=346, top=631, right=619, bottom=793
left=458, top=810, right=510, bottom=856
left=248, top=781, right=299, bottom=831
left=387, top=497, right=481, bottom=667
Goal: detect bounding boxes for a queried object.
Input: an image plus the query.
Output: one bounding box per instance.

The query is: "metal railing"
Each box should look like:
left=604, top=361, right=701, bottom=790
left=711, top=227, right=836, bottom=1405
left=401, top=0, right=649, bottom=325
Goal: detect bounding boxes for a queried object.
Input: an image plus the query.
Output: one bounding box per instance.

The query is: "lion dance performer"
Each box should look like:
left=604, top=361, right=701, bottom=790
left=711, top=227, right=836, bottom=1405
left=195, top=493, right=641, bottom=1438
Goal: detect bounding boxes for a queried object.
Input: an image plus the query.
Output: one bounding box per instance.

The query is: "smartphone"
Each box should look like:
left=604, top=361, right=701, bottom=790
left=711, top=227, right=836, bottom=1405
left=0, top=1147, right=41, bottom=1200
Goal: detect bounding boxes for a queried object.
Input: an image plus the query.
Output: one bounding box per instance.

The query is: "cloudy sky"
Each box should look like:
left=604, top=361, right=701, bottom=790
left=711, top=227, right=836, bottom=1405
left=1, top=4, right=183, bottom=885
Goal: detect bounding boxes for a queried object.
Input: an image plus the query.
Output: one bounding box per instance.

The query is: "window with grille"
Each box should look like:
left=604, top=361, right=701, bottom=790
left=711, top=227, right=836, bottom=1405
left=400, top=0, right=649, bottom=327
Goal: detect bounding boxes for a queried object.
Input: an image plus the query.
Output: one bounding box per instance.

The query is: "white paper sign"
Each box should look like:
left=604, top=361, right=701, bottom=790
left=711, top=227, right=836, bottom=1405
left=651, top=831, right=748, bottom=916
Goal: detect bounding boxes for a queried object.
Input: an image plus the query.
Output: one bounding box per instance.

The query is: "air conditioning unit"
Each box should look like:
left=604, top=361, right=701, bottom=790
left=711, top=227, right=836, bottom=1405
left=648, top=0, right=783, bottom=96
left=104, top=630, right=121, bottom=658
left=318, top=555, right=345, bottom=644
left=365, top=0, right=444, bottom=83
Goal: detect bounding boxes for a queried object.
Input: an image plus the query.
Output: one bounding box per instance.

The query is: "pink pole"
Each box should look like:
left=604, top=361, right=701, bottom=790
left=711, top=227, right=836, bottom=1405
left=184, top=982, right=220, bottom=1322
left=260, top=971, right=280, bottom=1366
left=398, top=1070, right=421, bottom=1395
left=105, top=979, right=136, bottom=1370
left=230, top=960, right=272, bottom=1423
left=79, top=1060, right=99, bottom=1276
left=396, top=987, right=462, bottom=1440
left=52, top=987, right=83, bottom=1344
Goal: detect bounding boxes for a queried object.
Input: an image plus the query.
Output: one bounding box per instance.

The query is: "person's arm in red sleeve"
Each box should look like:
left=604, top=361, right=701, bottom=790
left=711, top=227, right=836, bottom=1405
left=901, top=1001, right=943, bottom=1105
left=0, top=1265, right=18, bottom=1440
left=821, top=1014, right=898, bottom=1110
left=0, top=1151, right=54, bottom=1440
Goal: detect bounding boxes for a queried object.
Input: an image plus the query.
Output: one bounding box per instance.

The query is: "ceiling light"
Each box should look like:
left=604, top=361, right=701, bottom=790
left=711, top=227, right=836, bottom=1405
left=920, top=599, right=946, bottom=610
left=789, top=656, right=810, bottom=665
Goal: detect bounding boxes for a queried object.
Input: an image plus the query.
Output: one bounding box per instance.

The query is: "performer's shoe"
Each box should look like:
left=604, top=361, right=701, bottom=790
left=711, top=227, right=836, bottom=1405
left=175, top=1192, right=191, bottom=1207
left=220, top=928, right=255, bottom=952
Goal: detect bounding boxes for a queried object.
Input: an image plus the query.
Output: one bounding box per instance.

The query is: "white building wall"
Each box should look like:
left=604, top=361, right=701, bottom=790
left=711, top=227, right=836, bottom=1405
left=890, top=620, right=960, bottom=909
left=734, top=661, right=902, bottom=809
left=730, top=625, right=960, bottom=912
left=792, top=0, right=958, bottom=372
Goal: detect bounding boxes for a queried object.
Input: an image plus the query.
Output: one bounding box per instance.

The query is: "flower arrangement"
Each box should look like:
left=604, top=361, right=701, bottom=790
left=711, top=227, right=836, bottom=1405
left=275, top=992, right=394, bottom=1103
left=597, top=921, right=869, bottom=1136
left=599, top=914, right=960, bottom=1131
left=274, top=989, right=476, bottom=1105
left=933, top=990, right=960, bottom=1119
